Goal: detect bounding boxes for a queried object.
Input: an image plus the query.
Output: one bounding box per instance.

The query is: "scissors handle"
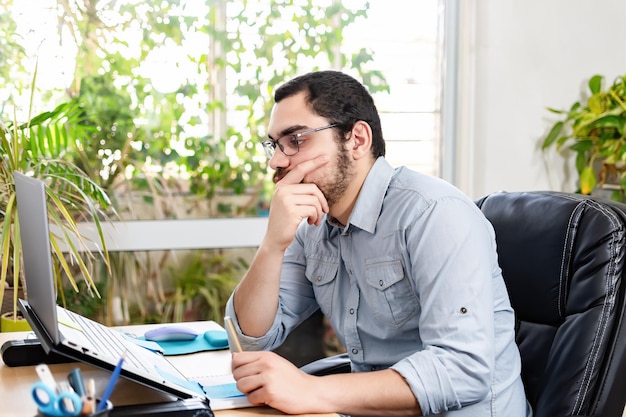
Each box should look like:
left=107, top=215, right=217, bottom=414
left=31, top=382, right=82, bottom=417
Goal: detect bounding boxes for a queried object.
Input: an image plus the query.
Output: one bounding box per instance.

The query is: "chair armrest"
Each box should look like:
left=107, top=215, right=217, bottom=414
left=299, top=353, right=351, bottom=376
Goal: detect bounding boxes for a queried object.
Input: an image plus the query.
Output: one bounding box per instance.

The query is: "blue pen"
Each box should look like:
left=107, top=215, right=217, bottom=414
left=97, top=352, right=126, bottom=412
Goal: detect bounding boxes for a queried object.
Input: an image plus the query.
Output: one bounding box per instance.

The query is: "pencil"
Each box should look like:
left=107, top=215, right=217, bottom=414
left=97, top=351, right=126, bottom=412
left=224, top=316, right=243, bottom=353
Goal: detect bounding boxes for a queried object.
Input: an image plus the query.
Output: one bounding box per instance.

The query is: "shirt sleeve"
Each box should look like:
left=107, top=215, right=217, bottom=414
left=391, top=196, right=499, bottom=414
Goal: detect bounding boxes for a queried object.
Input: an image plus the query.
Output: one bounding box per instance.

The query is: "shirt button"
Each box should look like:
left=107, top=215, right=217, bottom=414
left=316, top=276, right=322, bottom=282
left=351, top=348, right=358, bottom=354
left=349, top=308, right=355, bottom=315
left=460, top=307, right=468, bottom=314
left=379, top=280, right=384, bottom=286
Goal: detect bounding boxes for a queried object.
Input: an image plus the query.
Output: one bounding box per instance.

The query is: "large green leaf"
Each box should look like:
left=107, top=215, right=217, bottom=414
left=589, top=74, right=603, bottom=95
left=588, top=114, right=622, bottom=131
left=542, top=121, right=564, bottom=149
left=579, top=166, right=597, bottom=195
left=588, top=93, right=607, bottom=114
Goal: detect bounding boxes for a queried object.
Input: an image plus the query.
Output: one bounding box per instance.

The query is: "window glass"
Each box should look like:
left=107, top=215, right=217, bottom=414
left=3, top=0, right=444, bottom=195
left=343, top=1, right=442, bottom=176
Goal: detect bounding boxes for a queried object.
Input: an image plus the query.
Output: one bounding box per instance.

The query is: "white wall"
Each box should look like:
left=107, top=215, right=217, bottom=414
left=456, top=0, right=626, bottom=199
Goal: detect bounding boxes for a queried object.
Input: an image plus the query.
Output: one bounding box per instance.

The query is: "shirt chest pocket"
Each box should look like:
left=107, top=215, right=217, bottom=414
left=305, top=258, right=339, bottom=317
left=364, top=257, right=418, bottom=327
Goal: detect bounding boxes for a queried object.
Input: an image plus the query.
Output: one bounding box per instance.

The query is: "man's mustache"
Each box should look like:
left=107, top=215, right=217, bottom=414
left=273, top=169, right=286, bottom=183
left=273, top=168, right=313, bottom=184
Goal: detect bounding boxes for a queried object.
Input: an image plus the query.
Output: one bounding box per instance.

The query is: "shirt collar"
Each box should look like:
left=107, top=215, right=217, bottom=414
left=327, top=156, right=394, bottom=234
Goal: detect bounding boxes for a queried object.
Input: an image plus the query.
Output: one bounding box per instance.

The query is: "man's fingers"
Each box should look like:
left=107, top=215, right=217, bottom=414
left=278, top=155, right=329, bottom=185
left=274, top=183, right=329, bottom=214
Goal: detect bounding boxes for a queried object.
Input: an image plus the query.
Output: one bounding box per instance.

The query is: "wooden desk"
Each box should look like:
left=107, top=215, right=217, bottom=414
left=0, top=325, right=334, bottom=417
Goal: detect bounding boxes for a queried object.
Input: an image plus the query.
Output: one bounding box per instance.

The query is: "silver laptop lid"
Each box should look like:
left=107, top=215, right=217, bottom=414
left=13, top=172, right=61, bottom=344
left=13, top=172, right=205, bottom=402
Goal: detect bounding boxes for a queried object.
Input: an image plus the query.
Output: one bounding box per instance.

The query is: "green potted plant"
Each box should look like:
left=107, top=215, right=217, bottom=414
left=0, top=93, right=113, bottom=331
left=542, top=73, right=626, bottom=201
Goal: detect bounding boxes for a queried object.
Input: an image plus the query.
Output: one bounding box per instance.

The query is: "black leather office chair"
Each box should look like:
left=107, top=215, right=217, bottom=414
left=476, top=191, right=626, bottom=416
left=302, top=191, right=626, bottom=417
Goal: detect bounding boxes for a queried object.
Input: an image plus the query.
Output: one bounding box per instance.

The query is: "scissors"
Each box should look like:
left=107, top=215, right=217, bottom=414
left=31, top=381, right=82, bottom=417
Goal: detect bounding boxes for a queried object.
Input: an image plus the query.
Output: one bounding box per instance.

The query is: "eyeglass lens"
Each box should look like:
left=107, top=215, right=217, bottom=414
left=262, top=124, right=337, bottom=159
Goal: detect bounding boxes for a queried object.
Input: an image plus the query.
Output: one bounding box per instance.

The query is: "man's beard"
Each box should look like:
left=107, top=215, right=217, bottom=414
left=320, top=148, right=352, bottom=208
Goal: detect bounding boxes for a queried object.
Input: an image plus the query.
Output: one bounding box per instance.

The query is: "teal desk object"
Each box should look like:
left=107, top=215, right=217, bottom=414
left=139, top=327, right=230, bottom=356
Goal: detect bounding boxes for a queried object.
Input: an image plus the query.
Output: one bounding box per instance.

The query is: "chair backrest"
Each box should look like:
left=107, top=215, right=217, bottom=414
left=476, top=191, right=626, bottom=417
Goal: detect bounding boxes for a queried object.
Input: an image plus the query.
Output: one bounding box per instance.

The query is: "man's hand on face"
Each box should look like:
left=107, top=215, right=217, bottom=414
left=266, top=155, right=330, bottom=251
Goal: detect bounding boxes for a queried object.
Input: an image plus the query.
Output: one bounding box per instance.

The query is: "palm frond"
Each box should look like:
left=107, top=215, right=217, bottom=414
left=0, top=99, right=115, bottom=317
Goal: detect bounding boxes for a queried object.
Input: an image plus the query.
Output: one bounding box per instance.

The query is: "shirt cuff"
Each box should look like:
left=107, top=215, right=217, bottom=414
left=391, top=354, right=461, bottom=415
left=224, top=295, right=284, bottom=350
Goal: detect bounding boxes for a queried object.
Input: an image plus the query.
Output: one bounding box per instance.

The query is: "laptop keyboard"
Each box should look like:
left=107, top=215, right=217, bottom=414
left=63, top=309, right=149, bottom=372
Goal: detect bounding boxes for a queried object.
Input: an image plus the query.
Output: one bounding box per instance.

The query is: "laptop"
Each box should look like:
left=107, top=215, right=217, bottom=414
left=13, top=172, right=212, bottom=404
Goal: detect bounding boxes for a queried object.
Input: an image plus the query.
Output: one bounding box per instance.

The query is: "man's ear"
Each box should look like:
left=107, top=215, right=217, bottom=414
left=349, top=120, right=373, bottom=160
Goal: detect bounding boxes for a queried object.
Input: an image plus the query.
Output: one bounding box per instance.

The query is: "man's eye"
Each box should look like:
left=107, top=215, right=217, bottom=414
left=286, top=135, right=304, bottom=148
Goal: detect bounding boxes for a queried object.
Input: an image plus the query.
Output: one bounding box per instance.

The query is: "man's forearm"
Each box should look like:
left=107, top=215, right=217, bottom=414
left=233, top=241, right=285, bottom=336
left=314, top=369, right=422, bottom=417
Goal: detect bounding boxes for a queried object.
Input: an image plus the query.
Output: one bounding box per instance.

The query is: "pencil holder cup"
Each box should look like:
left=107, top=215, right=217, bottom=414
left=91, top=399, right=114, bottom=417
left=35, top=398, right=113, bottom=417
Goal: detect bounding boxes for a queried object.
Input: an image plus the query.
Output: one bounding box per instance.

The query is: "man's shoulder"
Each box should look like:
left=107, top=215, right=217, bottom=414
left=389, top=166, right=467, bottom=203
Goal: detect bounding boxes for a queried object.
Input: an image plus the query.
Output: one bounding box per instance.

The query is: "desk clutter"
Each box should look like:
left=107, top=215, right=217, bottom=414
left=30, top=355, right=217, bottom=417
left=32, top=364, right=111, bottom=417
left=3, top=322, right=244, bottom=415
left=30, top=361, right=217, bottom=416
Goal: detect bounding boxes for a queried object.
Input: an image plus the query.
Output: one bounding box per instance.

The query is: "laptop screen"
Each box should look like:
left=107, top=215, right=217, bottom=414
left=13, top=172, right=61, bottom=344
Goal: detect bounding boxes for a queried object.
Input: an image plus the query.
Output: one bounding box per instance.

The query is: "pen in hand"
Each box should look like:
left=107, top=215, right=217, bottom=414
left=224, top=316, right=243, bottom=353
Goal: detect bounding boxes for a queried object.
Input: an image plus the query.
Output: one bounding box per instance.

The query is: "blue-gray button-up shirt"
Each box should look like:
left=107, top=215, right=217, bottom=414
left=226, top=157, right=531, bottom=416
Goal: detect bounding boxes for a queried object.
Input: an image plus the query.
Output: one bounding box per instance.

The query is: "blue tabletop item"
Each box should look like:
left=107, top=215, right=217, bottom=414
left=140, top=326, right=229, bottom=355
left=204, top=329, right=229, bottom=348
left=31, top=381, right=82, bottom=417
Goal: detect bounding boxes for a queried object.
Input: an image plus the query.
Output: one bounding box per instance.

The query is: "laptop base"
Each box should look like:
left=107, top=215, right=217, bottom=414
left=1, top=338, right=74, bottom=367
left=110, top=397, right=214, bottom=417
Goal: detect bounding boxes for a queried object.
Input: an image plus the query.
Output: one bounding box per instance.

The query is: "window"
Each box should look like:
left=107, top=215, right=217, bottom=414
left=216, top=0, right=445, bottom=178
left=4, top=0, right=447, bottom=187
left=343, top=1, right=444, bottom=177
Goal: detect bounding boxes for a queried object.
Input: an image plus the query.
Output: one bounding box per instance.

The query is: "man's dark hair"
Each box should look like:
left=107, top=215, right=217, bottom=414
left=274, top=70, right=385, bottom=157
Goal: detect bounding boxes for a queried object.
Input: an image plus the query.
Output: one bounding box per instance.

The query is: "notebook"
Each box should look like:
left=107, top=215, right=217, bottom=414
left=13, top=171, right=249, bottom=409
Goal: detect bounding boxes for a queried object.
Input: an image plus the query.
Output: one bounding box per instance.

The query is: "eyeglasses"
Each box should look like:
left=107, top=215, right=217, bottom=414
left=262, top=124, right=337, bottom=159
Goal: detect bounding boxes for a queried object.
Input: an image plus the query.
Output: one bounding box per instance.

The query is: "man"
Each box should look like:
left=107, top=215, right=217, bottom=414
left=224, top=70, right=530, bottom=416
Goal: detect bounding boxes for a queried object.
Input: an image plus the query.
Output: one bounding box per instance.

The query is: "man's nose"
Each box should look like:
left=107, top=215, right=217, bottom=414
left=268, top=149, right=289, bottom=170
